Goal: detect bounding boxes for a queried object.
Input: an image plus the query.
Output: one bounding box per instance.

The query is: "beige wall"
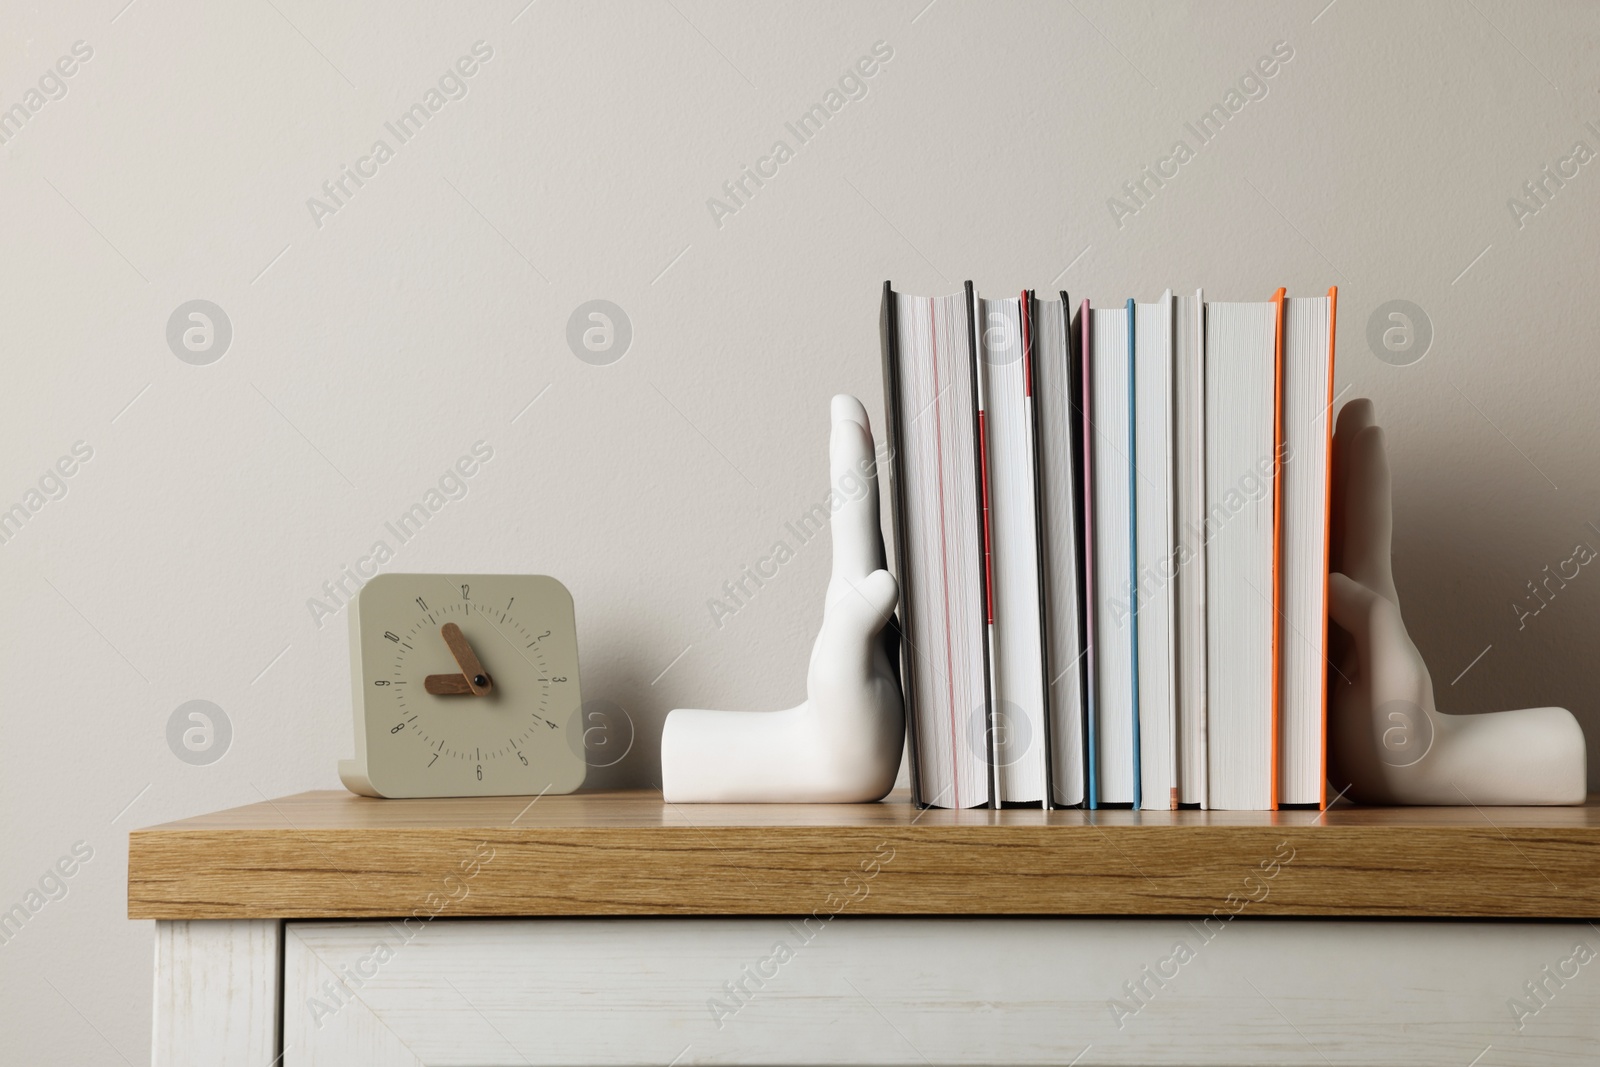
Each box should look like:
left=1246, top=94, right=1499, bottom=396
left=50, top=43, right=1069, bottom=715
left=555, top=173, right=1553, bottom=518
left=2, top=0, right=1597, bottom=1060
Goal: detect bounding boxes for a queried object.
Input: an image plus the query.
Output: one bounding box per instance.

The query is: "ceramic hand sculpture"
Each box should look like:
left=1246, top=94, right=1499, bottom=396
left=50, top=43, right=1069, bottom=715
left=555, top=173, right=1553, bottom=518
left=661, top=395, right=904, bottom=802
left=1327, top=398, right=1586, bottom=804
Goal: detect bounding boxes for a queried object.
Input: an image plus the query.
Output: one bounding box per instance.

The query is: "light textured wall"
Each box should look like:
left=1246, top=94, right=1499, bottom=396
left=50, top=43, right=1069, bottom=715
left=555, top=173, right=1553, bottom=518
left=1, top=0, right=1597, bottom=1060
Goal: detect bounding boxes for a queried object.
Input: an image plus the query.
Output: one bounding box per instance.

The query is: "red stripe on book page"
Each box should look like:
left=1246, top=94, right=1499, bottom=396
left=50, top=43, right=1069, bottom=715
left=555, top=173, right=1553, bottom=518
left=928, top=300, right=961, bottom=809
left=1020, top=290, right=1033, bottom=397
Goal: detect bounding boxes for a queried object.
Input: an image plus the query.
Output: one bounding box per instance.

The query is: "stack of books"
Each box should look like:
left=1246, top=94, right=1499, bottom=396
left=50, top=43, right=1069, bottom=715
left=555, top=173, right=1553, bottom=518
left=879, top=283, right=1337, bottom=810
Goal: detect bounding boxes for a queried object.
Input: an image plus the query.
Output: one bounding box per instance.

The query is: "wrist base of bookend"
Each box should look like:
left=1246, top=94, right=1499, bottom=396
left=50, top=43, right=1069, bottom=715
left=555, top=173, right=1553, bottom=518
left=659, top=562, right=904, bottom=804
left=661, top=687, right=903, bottom=804
left=1331, top=699, right=1587, bottom=806
left=1329, top=399, right=1587, bottom=805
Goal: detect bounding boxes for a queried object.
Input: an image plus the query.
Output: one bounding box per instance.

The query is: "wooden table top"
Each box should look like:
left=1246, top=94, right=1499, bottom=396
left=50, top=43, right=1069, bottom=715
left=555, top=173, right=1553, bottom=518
left=127, top=790, right=1600, bottom=920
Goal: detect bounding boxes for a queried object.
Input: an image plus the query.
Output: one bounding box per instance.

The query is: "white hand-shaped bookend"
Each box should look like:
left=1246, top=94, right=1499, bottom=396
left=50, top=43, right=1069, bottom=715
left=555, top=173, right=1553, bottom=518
left=1328, top=399, right=1586, bottom=804
left=660, top=395, right=904, bottom=803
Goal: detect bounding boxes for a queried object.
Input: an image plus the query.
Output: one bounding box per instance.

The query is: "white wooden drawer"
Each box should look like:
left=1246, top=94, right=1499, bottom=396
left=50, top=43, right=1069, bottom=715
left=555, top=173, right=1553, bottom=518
left=282, top=917, right=1599, bottom=1065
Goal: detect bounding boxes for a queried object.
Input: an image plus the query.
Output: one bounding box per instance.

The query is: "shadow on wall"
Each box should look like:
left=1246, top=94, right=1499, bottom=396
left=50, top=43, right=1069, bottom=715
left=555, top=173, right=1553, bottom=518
left=569, top=653, right=660, bottom=793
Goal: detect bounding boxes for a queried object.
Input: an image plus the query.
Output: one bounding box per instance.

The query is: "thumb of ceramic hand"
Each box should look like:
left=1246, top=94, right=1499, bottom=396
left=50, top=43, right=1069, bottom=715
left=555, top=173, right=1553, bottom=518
left=812, top=569, right=898, bottom=687
left=1327, top=572, right=1430, bottom=705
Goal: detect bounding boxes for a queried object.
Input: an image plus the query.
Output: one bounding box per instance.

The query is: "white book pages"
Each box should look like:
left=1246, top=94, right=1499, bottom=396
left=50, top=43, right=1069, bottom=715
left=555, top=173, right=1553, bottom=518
left=1134, top=291, right=1176, bottom=810
left=1033, top=296, right=1086, bottom=807
left=895, top=291, right=990, bottom=809
left=1204, top=300, right=1278, bottom=810
left=1280, top=295, right=1333, bottom=805
left=979, top=296, right=1047, bottom=805
left=1173, top=291, right=1207, bottom=806
left=1090, top=306, right=1135, bottom=805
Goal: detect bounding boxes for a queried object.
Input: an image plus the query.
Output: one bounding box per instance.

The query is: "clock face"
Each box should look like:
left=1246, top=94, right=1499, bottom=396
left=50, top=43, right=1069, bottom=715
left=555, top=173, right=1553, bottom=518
left=344, top=574, right=586, bottom=798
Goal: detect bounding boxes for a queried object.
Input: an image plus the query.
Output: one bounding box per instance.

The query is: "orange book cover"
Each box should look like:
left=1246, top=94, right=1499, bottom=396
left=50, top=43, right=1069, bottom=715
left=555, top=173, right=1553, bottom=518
left=1269, top=288, right=1285, bottom=810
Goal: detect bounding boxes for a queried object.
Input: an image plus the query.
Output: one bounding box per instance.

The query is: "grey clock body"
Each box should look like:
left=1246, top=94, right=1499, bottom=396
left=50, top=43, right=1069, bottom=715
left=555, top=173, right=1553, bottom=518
left=339, top=573, right=587, bottom=798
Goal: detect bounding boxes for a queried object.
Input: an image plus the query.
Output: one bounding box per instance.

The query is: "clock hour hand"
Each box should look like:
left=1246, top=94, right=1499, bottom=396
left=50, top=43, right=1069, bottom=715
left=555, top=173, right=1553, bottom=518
left=439, top=622, right=493, bottom=695
left=424, top=673, right=474, bottom=695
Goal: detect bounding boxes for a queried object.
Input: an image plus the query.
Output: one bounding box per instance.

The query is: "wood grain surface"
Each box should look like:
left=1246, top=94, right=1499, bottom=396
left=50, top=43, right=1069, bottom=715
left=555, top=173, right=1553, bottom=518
left=127, top=790, right=1600, bottom=919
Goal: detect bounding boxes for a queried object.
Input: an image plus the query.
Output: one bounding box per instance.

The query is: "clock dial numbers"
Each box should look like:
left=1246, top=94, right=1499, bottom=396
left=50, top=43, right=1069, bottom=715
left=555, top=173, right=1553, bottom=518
left=439, top=622, right=492, bottom=695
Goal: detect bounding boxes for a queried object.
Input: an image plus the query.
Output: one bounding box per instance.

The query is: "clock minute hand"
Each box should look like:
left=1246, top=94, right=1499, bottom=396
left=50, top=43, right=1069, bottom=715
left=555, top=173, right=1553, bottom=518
left=440, top=622, right=493, bottom=696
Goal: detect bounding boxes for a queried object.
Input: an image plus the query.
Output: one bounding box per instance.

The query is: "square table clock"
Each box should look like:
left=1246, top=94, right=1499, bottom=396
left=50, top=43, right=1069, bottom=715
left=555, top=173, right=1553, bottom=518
left=338, top=573, right=587, bottom=798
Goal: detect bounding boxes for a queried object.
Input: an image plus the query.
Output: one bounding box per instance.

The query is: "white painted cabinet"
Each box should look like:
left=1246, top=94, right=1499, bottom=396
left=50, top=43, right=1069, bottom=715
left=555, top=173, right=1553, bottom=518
left=221, top=917, right=1598, bottom=1065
